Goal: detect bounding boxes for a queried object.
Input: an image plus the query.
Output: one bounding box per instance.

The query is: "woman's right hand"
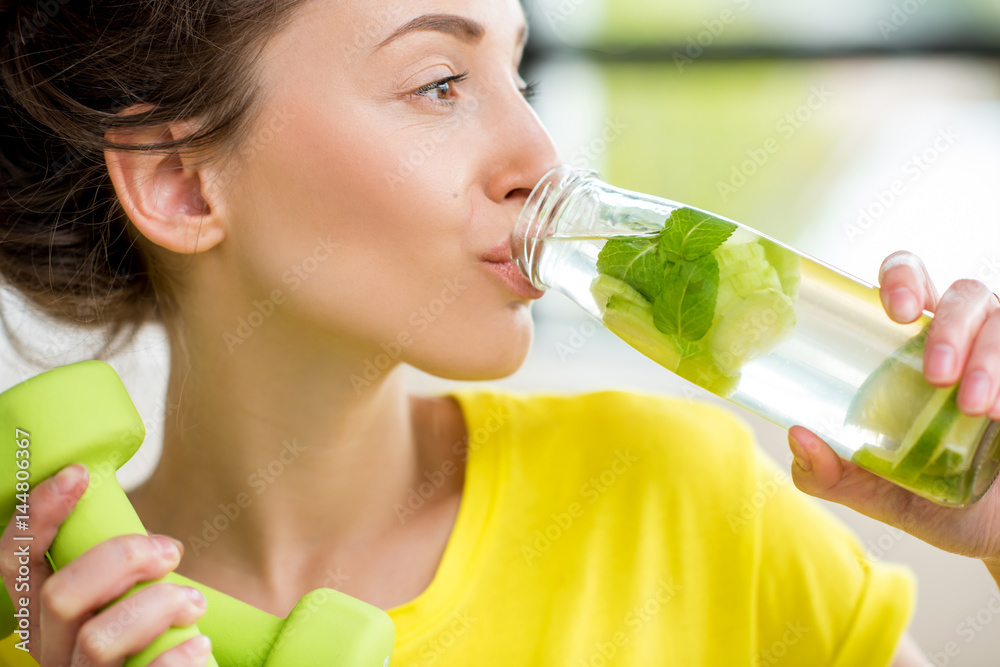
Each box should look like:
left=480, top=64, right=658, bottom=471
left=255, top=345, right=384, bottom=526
left=0, top=463, right=213, bottom=666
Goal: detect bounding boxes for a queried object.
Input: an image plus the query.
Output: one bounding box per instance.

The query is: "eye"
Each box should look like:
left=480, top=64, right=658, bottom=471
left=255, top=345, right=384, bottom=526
left=415, top=71, right=469, bottom=105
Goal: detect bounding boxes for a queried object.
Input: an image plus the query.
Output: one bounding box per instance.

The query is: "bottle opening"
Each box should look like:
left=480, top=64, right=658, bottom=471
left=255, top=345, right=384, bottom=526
left=512, top=166, right=598, bottom=289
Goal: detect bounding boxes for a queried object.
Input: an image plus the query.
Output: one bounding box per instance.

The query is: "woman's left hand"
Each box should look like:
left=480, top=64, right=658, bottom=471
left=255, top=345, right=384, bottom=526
left=788, top=250, right=1000, bottom=572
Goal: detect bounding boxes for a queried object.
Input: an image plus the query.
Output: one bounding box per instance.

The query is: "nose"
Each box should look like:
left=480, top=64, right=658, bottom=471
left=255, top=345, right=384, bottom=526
left=482, top=81, right=562, bottom=208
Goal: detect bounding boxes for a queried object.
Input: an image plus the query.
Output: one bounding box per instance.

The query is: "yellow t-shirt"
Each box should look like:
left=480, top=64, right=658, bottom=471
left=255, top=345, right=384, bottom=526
left=0, top=389, right=915, bottom=666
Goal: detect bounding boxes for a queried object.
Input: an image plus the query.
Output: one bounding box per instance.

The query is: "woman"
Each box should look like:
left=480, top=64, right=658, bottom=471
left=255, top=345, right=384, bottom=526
left=0, top=1, right=998, bottom=665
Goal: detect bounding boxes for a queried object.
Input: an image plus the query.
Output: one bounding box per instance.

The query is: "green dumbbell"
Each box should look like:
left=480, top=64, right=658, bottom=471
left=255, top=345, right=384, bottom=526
left=0, top=360, right=395, bottom=665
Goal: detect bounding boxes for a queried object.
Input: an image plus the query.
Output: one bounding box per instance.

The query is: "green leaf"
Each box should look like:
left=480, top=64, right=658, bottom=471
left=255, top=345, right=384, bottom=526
left=595, top=237, right=673, bottom=302
left=658, top=207, right=738, bottom=263
left=652, top=254, right=719, bottom=342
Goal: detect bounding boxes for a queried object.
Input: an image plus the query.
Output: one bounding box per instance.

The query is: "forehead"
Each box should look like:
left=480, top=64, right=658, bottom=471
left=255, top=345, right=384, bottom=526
left=277, top=0, right=526, bottom=55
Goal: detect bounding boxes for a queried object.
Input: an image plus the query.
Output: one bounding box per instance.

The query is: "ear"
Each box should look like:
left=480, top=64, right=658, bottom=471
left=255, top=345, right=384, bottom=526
left=104, top=109, right=227, bottom=255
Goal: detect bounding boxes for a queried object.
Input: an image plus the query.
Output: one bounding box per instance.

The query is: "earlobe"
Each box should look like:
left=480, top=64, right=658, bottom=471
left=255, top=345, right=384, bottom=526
left=103, top=119, right=227, bottom=256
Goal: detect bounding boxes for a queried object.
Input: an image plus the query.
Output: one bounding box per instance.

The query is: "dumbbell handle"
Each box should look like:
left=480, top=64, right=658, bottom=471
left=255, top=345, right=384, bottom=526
left=47, top=470, right=219, bottom=667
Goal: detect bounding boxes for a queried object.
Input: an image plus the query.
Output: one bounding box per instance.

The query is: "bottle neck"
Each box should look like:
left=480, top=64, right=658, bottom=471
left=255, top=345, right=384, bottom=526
left=512, top=166, right=598, bottom=289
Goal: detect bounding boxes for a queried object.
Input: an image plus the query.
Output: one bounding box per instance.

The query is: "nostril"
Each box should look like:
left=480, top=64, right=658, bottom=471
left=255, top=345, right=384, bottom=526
left=505, top=187, right=532, bottom=204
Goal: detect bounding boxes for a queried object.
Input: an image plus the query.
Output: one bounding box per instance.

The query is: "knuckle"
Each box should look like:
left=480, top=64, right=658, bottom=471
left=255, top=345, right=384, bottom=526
left=950, top=279, right=989, bottom=300
left=118, top=534, right=155, bottom=571
left=40, top=576, right=77, bottom=622
left=76, top=619, right=112, bottom=662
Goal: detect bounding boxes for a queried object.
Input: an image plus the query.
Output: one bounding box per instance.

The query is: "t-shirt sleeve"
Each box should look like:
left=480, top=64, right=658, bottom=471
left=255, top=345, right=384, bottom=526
left=750, top=444, right=917, bottom=666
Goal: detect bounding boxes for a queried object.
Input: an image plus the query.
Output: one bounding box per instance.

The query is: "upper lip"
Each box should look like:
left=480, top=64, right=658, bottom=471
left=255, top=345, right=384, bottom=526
left=480, top=239, right=512, bottom=263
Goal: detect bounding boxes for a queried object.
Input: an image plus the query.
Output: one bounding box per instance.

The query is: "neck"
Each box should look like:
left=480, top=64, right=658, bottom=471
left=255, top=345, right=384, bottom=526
left=129, top=305, right=439, bottom=595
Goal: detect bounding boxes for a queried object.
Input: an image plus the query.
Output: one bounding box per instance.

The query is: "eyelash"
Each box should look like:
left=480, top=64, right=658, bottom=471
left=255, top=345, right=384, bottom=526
left=520, top=80, right=540, bottom=103
left=414, top=71, right=469, bottom=105
left=413, top=72, right=542, bottom=106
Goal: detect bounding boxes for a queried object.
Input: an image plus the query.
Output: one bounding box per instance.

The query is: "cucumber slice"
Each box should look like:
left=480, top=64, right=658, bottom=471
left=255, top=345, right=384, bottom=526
left=591, top=273, right=650, bottom=314
left=759, top=238, right=802, bottom=301
left=892, top=386, right=961, bottom=483
left=714, top=241, right=783, bottom=313
left=675, top=346, right=741, bottom=397
left=708, top=287, right=796, bottom=377
left=602, top=295, right=683, bottom=372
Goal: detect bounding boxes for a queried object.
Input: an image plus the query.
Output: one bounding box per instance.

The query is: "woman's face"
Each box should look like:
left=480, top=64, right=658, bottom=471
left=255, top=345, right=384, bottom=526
left=219, top=0, right=560, bottom=382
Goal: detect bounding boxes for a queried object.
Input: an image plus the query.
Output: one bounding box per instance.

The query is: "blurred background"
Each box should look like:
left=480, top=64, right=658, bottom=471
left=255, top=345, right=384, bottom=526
left=2, top=0, right=1000, bottom=664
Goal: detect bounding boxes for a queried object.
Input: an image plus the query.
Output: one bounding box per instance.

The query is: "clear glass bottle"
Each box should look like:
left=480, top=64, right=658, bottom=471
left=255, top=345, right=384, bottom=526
left=513, top=166, right=1000, bottom=507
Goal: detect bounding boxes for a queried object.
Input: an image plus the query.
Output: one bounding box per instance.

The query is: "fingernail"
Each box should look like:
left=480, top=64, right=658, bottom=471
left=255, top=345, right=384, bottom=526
left=926, top=344, right=956, bottom=382
left=186, top=634, right=212, bottom=658
left=961, top=370, right=991, bottom=412
left=186, top=586, right=207, bottom=608
left=53, top=463, right=87, bottom=495
left=168, top=536, right=185, bottom=556
left=888, top=287, right=919, bottom=321
left=789, top=432, right=812, bottom=473
left=154, top=535, right=180, bottom=562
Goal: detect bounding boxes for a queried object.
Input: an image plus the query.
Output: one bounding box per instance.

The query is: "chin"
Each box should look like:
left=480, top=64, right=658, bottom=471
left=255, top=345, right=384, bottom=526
left=408, top=315, right=534, bottom=381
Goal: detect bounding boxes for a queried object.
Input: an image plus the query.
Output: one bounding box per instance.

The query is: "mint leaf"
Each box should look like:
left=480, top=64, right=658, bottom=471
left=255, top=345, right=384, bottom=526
left=658, top=208, right=737, bottom=263
left=652, top=254, right=719, bottom=342
left=595, top=237, right=673, bottom=302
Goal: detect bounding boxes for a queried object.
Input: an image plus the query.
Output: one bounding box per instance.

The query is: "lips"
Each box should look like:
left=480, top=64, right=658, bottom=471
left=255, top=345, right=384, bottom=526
left=481, top=259, right=545, bottom=300
left=480, top=240, right=545, bottom=300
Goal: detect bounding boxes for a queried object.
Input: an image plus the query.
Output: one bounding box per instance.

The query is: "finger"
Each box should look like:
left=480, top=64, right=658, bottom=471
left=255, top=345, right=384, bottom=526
left=924, top=280, right=998, bottom=386
left=878, top=251, right=940, bottom=323
left=39, top=533, right=183, bottom=666
left=788, top=426, right=942, bottom=531
left=71, top=582, right=208, bottom=667
left=147, top=635, right=214, bottom=667
left=0, top=463, right=88, bottom=664
left=957, top=308, right=1000, bottom=416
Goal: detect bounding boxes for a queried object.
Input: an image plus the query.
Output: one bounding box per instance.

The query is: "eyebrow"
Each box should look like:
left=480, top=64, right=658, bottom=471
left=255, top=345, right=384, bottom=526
left=375, top=13, right=487, bottom=51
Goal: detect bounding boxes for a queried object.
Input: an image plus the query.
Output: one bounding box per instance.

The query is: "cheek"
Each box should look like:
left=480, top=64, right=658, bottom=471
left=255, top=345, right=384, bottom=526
left=223, top=96, right=527, bottom=370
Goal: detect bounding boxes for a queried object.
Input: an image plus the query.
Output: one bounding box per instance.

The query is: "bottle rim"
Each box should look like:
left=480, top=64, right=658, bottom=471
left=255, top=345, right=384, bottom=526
left=512, top=165, right=598, bottom=289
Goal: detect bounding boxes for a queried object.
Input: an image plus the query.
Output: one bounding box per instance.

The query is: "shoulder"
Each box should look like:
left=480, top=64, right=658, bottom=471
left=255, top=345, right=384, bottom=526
left=450, top=387, right=761, bottom=500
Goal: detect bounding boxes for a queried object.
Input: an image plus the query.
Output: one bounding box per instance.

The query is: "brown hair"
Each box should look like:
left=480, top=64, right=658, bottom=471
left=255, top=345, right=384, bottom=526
left=0, top=0, right=306, bottom=365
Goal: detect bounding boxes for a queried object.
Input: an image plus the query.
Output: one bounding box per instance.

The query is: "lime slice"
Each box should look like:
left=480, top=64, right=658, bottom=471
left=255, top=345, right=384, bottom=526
left=852, top=444, right=895, bottom=477
left=892, top=386, right=961, bottom=483
left=845, top=328, right=934, bottom=446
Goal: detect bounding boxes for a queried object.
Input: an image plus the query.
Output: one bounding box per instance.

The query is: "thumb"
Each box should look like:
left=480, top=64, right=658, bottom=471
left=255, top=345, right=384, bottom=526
left=787, top=425, right=935, bottom=529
